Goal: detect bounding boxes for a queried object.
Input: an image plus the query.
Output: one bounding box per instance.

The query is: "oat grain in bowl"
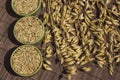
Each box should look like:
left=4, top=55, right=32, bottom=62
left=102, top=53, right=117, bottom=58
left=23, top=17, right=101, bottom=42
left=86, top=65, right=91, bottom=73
left=11, top=0, right=41, bottom=16
left=14, top=16, right=45, bottom=44
left=10, top=45, right=43, bottom=77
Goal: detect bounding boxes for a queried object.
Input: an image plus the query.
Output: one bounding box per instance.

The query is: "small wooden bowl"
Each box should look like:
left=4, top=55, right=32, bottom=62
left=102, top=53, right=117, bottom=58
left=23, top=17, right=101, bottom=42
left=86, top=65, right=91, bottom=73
left=10, top=45, right=43, bottom=77
left=13, top=16, right=45, bottom=45
left=11, top=0, right=41, bottom=16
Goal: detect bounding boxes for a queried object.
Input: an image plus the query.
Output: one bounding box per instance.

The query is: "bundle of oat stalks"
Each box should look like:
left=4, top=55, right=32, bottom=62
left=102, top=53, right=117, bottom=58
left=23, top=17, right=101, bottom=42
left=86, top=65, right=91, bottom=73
left=40, top=0, right=120, bottom=80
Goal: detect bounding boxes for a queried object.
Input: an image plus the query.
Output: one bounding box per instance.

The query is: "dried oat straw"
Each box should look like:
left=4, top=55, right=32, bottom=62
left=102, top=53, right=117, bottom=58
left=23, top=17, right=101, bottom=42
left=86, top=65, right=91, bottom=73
left=10, top=45, right=43, bottom=77
left=14, top=16, right=45, bottom=44
left=41, top=0, right=120, bottom=80
left=11, top=0, right=41, bottom=16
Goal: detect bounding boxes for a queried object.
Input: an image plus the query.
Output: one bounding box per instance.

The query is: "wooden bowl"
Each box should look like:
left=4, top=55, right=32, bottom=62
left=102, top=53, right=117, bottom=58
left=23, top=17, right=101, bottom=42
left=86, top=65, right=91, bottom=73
left=10, top=45, right=43, bottom=77
left=11, top=0, right=41, bottom=16
left=13, top=16, right=45, bottom=45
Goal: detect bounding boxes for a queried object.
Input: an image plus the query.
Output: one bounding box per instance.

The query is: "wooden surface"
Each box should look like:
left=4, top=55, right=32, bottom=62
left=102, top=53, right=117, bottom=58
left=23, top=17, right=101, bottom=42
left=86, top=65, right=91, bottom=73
left=0, top=0, right=120, bottom=80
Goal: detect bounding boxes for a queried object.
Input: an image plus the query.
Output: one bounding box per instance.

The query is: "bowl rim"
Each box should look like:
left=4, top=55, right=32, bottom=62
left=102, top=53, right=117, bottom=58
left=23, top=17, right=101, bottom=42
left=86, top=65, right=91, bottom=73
left=13, top=16, right=45, bottom=45
left=11, top=0, right=41, bottom=16
left=10, top=45, right=43, bottom=77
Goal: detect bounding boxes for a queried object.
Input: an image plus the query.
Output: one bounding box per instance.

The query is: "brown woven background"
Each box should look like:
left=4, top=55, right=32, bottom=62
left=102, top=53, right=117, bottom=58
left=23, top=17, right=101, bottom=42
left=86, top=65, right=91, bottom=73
left=0, top=0, right=120, bottom=80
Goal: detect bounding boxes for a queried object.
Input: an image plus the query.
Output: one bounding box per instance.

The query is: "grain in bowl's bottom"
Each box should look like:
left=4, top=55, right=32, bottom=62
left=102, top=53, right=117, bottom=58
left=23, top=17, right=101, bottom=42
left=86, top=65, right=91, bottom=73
left=10, top=45, right=43, bottom=77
